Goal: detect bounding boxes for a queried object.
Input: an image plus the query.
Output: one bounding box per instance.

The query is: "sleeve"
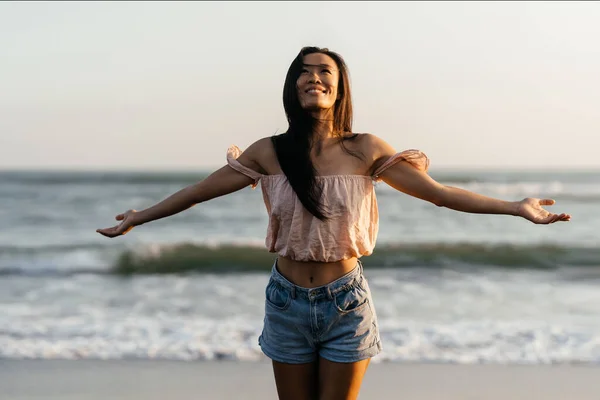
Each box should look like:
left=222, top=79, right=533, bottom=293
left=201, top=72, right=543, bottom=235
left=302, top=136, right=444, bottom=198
left=226, top=145, right=263, bottom=189
left=372, top=149, right=430, bottom=182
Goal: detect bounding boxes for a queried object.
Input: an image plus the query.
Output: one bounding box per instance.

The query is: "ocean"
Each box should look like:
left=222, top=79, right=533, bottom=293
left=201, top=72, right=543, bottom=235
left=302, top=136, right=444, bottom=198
left=1, top=168, right=599, bottom=364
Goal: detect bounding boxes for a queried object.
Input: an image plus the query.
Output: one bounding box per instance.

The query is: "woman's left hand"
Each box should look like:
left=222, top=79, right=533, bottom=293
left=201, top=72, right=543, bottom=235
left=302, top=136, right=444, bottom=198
left=517, top=198, right=571, bottom=224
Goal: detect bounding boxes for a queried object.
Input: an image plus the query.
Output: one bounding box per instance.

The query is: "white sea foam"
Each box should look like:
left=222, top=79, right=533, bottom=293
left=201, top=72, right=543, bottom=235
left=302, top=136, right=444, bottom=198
left=1, top=270, right=599, bottom=364
left=2, top=318, right=598, bottom=364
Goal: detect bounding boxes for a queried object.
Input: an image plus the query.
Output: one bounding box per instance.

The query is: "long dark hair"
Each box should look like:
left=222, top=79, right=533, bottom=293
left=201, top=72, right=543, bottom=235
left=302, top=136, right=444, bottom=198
left=271, top=46, right=363, bottom=221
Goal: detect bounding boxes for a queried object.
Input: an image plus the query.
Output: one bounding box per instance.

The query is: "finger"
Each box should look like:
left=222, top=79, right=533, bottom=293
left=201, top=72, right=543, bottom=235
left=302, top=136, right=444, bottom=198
left=560, top=214, right=571, bottom=222
left=549, top=215, right=562, bottom=224
left=538, top=213, right=558, bottom=224
left=96, top=226, right=119, bottom=237
left=551, top=213, right=568, bottom=223
left=539, top=199, right=555, bottom=206
left=96, top=227, right=114, bottom=235
left=116, top=214, right=124, bottom=221
left=96, top=229, right=112, bottom=238
left=552, top=213, right=568, bottom=223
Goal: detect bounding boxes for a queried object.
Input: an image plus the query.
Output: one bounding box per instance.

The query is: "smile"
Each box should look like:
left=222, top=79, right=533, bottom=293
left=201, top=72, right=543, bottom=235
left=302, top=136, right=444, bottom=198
left=305, top=86, right=327, bottom=94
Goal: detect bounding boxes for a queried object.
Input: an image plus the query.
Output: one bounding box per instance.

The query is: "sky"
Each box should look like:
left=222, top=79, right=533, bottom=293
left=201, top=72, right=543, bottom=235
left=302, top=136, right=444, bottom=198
left=1, top=1, right=599, bottom=171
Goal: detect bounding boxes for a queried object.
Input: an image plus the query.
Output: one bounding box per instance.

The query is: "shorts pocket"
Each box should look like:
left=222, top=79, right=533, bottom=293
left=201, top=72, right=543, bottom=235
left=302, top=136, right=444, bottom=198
left=265, top=278, right=292, bottom=311
left=333, top=278, right=370, bottom=314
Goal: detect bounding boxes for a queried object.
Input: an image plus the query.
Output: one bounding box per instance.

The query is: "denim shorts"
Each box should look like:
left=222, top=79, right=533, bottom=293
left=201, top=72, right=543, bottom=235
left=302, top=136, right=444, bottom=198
left=258, top=259, right=382, bottom=364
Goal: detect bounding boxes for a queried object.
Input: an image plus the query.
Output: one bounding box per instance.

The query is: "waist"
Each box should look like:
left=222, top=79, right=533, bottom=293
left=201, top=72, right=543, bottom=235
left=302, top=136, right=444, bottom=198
left=271, top=258, right=364, bottom=299
left=275, top=255, right=359, bottom=288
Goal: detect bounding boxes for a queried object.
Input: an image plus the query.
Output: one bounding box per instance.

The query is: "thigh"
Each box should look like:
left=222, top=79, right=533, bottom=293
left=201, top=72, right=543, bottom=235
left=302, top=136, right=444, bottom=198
left=319, top=273, right=381, bottom=364
left=318, top=357, right=371, bottom=400
left=272, top=360, right=319, bottom=400
left=259, top=277, right=316, bottom=364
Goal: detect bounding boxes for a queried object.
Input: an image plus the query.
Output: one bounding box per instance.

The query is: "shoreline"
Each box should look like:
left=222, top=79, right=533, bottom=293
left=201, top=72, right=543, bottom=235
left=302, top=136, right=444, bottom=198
left=2, top=360, right=600, bottom=400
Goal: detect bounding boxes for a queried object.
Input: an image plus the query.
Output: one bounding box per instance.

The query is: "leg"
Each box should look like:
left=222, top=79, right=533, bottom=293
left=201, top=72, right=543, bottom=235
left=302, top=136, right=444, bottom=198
left=272, top=360, right=319, bottom=400
left=261, top=271, right=318, bottom=399
left=318, top=357, right=371, bottom=400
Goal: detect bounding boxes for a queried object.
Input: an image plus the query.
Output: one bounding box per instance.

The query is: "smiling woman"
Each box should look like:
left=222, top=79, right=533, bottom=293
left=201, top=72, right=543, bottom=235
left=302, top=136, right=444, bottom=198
left=97, top=46, right=571, bottom=400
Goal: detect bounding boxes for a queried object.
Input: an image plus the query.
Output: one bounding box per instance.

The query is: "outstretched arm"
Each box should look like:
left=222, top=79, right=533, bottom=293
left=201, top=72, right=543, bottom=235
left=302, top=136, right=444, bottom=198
left=96, top=139, right=267, bottom=238
left=370, top=136, right=571, bottom=224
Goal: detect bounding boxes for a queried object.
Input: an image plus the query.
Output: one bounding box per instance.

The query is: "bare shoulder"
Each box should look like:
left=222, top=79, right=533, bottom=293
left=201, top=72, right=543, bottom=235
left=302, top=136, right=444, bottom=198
left=242, top=136, right=274, bottom=156
left=356, top=133, right=397, bottom=155
left=353, top=133, right=399, bottom=174
left=235, top=136, right=279, bottom=175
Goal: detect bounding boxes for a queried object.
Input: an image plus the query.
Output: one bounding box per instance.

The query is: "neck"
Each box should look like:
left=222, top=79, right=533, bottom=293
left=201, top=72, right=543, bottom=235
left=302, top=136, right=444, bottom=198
left=310, top=109, right=335, bottom=140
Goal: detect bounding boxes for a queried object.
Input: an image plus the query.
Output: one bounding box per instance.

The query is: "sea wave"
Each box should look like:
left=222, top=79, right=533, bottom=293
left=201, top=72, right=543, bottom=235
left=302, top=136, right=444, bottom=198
left=1, top=321, right=599, bottom=365
left=0, top=171, right=210, bottom=185
left=0, top=243, right=112, bottom=255
left=1, top=242, right=599, bottom=276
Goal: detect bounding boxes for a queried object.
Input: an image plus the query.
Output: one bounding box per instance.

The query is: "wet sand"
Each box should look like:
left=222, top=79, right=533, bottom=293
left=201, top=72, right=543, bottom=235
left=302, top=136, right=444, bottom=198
left=2, top=360, right=599, bottom=400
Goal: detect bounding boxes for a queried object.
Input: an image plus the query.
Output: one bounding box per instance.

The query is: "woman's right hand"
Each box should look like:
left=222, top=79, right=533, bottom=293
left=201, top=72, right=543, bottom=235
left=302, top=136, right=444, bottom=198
left=96, top=209, right=139, bottom=238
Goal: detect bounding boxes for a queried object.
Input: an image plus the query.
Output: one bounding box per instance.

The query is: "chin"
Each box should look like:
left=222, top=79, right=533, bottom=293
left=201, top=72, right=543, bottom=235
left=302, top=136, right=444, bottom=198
left=301, top=102, right=334, bottom=111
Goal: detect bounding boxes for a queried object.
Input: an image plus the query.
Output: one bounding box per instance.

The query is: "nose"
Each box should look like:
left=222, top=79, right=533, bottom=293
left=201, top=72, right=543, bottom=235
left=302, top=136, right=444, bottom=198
left=307, top=71, right=321, bottom=84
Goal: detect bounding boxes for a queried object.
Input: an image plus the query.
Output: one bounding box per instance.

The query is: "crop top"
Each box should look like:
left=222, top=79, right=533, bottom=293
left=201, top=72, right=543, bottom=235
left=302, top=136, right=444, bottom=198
left=226, top=145, right=430, bottom=262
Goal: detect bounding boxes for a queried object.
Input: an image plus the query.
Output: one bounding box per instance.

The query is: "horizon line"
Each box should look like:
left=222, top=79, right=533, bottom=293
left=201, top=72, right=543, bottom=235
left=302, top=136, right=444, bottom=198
left=1, top=165, right=600, bottom=173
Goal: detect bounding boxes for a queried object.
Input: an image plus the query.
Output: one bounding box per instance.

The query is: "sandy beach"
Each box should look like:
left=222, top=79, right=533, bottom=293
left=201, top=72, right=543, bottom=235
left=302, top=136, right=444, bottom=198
left=1, top=360, right=599, bottom=400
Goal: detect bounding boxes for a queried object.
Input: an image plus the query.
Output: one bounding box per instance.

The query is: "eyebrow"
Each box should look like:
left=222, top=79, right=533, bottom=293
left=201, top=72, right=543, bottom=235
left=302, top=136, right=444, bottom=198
left=302, top=63, right=338, bottom=70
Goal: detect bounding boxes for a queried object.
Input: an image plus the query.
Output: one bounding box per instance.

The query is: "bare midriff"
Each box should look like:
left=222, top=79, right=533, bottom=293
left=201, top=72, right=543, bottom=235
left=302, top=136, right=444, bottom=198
left=275, top=255, right=359, bottom=288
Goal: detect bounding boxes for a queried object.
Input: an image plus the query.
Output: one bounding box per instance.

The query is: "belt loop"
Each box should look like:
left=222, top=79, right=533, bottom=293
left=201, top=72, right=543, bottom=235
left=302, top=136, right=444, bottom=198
left=290, top=286, right=296, bottom=299
left=326, top=286, right=333, bottom=300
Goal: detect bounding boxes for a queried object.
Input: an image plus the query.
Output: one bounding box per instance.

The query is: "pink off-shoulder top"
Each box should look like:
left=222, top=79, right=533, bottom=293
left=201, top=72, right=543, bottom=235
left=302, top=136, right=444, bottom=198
left=226, top=145, right=430, bottom=262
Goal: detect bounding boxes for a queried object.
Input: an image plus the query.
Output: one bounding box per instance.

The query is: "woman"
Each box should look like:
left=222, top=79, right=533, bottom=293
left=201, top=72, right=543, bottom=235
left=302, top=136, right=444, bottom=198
left=97, top=46, right=570, bottom=400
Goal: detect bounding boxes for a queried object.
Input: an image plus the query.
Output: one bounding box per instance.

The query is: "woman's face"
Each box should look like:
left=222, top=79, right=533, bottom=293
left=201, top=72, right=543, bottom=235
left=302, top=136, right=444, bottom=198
left=296, top=53, right=340, bottom=112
